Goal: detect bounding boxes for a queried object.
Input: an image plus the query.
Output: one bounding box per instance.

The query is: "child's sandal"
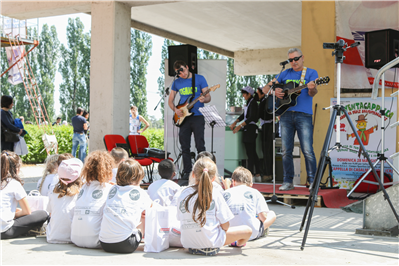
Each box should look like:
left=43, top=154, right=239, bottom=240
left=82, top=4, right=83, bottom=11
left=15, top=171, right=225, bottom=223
left=230, top=241, right=246, bottom=247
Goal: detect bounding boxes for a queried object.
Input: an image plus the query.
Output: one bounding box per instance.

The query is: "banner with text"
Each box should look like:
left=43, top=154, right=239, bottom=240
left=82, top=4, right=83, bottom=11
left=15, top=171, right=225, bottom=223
left=330, top=97, right=397, bottom=189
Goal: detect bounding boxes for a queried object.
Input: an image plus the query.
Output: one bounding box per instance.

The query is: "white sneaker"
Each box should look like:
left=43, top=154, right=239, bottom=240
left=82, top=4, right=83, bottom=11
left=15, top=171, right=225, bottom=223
left=279, top=182, right=294, bottom=191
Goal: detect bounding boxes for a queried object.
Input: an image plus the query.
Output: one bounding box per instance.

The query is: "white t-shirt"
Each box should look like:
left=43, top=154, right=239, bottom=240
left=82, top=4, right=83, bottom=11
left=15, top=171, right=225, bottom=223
left=1, top=179, right=27, bottom=232
left=147, top=179, right=180, bottom=206
left=99, top=185, right=151, bottom=243
left=71, top=181, right=112, bottom=248
left=111, top=168, right=118, bottom=184
left=46, top=189, right=79, bottom=244
left=213, top=181, right=224, bottom=195
left=177, top=186, right=234, bottom=249
left=223, top=185, right=269, bottom=240
left=36, top=174, right=59, bottom=196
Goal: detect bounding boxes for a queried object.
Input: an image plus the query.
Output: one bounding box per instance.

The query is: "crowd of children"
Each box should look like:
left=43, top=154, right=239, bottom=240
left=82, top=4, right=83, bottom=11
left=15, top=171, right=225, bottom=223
left=1, top=149, right=276, bottom=256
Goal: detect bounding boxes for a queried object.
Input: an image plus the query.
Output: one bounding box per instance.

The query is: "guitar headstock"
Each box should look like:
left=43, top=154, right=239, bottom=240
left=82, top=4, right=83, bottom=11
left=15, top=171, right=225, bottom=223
left=316, top=76, right=330, bottom=85
left=208, top=84, right=220, bottom=92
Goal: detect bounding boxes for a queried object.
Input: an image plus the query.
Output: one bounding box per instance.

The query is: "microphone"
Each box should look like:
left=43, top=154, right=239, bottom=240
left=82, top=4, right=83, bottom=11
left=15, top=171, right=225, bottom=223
left=280, top=60, right=289, bottom=66
left=350, top=42, right=360, bottom=48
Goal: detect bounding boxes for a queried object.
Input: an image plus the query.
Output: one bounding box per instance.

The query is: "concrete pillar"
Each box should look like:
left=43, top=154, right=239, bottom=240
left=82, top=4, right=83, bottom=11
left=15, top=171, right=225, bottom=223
left=90, top=1, right=131, bottom=152
left=300, top=1, right=336, bottom=184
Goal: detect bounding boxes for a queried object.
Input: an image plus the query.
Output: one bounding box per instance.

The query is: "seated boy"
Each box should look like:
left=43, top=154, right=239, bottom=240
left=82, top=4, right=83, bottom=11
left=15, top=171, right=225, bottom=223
left=224, top=166, right=276, bottom=241
left=110, top=147, right=129, bottom=184
left=147, top=159, right=180, bottom=206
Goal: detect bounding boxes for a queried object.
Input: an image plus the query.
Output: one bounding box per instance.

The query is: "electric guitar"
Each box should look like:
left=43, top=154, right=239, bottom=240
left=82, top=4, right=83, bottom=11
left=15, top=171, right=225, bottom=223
left=266, top=76, right=330, bottom=116
left=173, top=84, right=220, bottom=127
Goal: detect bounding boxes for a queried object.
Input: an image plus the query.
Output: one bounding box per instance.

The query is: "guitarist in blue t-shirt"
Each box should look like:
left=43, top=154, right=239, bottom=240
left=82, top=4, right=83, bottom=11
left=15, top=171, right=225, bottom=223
left=168, top=60, right=211, bottom=185
left=262, top=48, right=318, bottom=192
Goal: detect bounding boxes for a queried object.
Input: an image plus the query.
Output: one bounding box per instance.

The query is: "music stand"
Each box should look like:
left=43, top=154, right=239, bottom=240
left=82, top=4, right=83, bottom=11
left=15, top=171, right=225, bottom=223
left=199, top=105, right=226, bottom=154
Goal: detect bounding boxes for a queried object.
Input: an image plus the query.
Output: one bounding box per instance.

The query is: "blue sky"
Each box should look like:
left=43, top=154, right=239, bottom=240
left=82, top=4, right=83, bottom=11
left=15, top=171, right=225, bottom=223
left=39, top=13, right=165, bottom=120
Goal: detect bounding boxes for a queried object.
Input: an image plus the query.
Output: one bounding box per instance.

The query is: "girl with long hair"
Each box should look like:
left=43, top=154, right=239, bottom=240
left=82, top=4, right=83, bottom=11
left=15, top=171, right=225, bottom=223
left=1, top=151, right=48, bottom=239
left=176, top=157, right=252, bottom=256
left=36, top=154, right=60, bottom=196
left=71, top=151, right=114, bottom=248
left=46, top=158, right=83, bottom=244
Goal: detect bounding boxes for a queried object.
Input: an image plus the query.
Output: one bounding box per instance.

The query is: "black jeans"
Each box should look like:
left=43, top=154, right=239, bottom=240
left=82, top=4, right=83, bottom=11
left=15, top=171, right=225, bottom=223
left=179, top=115, right=205, bottom=175
left=262, top=123, right=274, bottom=176
left=1, top=210, right=48, bottom=239
left=243, top=124, right=261, bottom=176
left=100, top=231, right=142, bottom=254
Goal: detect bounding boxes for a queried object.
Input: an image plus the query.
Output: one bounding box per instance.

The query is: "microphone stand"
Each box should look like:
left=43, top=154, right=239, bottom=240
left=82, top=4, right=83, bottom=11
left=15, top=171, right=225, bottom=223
left=266, top=62, right=295, bottom=208
left=155, top=73, right=177, bottom=159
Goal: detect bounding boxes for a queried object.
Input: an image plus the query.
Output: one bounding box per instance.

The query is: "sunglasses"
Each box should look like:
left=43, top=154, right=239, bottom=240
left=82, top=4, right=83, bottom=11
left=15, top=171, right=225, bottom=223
left=175, top=68, right=184, bottom=75
left=288, top=55, right=303, bottom=62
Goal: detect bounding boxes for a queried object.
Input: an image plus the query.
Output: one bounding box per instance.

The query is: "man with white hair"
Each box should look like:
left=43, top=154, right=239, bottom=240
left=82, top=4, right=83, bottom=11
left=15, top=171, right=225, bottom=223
left=263, top=48, right=318, bottom=192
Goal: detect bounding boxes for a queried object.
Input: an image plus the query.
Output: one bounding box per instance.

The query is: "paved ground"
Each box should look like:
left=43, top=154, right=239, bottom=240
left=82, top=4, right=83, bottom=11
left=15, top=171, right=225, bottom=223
left=2, top=164, right=397, bottom=265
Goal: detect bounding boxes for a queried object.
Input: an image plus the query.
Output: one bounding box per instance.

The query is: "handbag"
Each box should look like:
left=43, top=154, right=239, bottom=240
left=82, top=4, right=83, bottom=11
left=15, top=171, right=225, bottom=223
left=144, top=200, right=170, bottom=252
left=26, top=190, right=49, bottom=212
left=1, top=124, right=20, bottom=142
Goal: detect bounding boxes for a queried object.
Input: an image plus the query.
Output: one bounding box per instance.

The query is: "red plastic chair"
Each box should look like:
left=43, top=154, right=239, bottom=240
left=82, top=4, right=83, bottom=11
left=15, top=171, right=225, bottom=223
left=125, top=135, right=155, bottom=182
left=104, top=134, right=153, bottom=181
left=126, top=135, right=173, bottom=163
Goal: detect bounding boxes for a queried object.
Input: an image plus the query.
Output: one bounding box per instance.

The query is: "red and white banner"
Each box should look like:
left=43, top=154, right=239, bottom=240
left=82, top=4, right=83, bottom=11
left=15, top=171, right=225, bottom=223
left=336, top=1, right=399, bottom=89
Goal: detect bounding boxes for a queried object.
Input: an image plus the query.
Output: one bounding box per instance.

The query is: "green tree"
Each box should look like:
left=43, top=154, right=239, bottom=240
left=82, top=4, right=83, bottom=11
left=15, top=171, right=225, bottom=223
left=130, top=29, right=152, bottom=118
left=157, top=39, right=176, bottom=119
left=58, top=18, right=90, bottom=121
left=34, top=24, right=60, bottom=121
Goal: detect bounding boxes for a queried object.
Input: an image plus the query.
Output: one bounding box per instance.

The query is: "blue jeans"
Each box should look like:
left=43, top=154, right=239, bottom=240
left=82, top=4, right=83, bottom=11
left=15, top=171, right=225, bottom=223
left=72, top=133, right=87, bottom=162
left=280, top=111, right=316, bottom=184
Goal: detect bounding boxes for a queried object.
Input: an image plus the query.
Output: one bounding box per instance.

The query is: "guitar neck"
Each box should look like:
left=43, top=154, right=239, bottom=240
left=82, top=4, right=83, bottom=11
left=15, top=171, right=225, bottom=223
left=287, top=83, right=310, bottom=95
left=187, top=89, right=210, bottom=109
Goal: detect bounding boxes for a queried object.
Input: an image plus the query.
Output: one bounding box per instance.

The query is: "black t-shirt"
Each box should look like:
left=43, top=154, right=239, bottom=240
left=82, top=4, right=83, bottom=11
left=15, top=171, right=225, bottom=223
left=71, top=115, right=86, bottom=133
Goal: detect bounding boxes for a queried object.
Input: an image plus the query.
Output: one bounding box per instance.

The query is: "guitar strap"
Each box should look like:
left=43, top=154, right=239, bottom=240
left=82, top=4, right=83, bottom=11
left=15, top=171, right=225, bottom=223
left=299, top=67, right=307, bottom=86
left=191, top=70, right=196, bottom=99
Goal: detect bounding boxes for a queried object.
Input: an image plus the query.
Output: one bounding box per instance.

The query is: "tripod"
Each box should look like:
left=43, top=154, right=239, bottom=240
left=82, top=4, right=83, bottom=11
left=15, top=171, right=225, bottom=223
left=300, top=40, right=399, bottom=250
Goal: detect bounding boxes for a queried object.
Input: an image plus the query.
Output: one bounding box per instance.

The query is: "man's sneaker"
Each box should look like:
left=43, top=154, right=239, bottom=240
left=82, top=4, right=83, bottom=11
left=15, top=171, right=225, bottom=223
left=279, top=182, right=294, bottom=191
left=188, top=248, right=220, bottom=256
left=253, top=174, right=261, bottom=183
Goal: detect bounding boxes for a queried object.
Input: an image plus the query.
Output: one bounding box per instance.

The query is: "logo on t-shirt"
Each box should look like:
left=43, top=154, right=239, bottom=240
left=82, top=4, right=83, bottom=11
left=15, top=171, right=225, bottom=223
left=77, top=189, right=84, bottom=200
left=92, top=190, right=103, bottom=199
left=223, top=192, right=231, bottom=201
left=244, top=191, right=253, bottom=200
left=108, top=187, right=117, bottom=199
left=179, top=199, right=187, bottom=213
left=129, top=189, right=140, bottom=201
left=208, top=200, right=215, bottom=211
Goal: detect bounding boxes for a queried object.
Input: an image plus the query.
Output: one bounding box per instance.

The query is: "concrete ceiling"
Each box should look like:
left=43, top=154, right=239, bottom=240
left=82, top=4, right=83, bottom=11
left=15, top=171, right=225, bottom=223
left=128, top=1, right=302, bottom=57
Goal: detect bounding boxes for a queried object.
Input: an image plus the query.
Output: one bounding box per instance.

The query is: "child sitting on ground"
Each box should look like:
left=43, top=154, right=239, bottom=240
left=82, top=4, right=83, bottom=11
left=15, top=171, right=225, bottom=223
left=176, top=157, right=252, bottom=256
left=99, top=159, right=152, bottom=253
left=37, top=154, right=60, bottom=196
left=71, top=151, right=114, bottom=248
left=46, top=158, right=83, bottom=244
left=147, top=159, right=180, bottom=206
left=110, top=147, right=129, bottom=184
left=224, top=166, right=276, bottom=241
left=1, top=151, right=48, bottom=239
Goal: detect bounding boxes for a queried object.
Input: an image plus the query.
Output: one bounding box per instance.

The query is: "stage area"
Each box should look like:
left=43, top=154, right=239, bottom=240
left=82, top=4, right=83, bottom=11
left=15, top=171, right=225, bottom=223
left=252, top=183, right=358, bottom=208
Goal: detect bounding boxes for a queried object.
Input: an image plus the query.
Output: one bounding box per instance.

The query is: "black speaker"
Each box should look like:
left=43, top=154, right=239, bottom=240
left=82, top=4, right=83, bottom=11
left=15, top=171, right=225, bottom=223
left=168, top=44, right=197, bottom=76
left=365, top=29, right=399, bottom=69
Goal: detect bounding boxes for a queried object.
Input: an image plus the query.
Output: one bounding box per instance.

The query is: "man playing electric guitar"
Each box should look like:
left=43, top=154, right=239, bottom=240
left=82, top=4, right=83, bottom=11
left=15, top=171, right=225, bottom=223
left=168, top=60, right=211, bottom=185
left=262, top=48, right=318, bottom=192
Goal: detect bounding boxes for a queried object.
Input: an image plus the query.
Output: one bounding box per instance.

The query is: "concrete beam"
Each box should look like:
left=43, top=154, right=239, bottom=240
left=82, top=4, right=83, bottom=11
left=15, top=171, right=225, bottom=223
left=130, top=19, right=234, bottom=58
left=1, top=1, right=92, bottom=20
left=90, top=1, right=131, bottom=151
left=234, top=47, right=293, bottom=76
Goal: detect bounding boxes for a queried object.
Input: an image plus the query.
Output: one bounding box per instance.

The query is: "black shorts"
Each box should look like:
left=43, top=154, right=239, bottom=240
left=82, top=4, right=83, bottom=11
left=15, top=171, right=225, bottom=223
left=100, top=231, right=142, bottom=254
left=251, top=219, right=265, bottom=241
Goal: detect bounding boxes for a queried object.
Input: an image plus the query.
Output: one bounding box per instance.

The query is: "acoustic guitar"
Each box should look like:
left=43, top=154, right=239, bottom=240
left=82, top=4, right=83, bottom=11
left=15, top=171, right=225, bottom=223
left=173, top=84, right=220, bottom=127
left=266, top=76, right=330, bottom=116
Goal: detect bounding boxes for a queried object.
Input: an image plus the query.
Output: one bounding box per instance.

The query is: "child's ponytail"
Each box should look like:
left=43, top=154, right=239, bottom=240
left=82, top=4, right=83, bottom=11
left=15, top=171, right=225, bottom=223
left=38, top=154, right=59, bottom=194
left=184, top=157, right=216, bottom=227
left=1, top=151, right=23, bottom=189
